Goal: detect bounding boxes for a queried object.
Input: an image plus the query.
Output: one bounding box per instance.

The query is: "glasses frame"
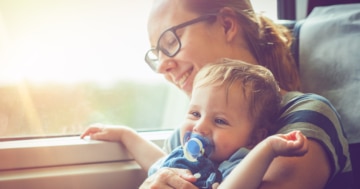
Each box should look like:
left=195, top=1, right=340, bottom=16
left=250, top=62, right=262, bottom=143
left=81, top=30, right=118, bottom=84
left=145, top=14, right=217, bottom=72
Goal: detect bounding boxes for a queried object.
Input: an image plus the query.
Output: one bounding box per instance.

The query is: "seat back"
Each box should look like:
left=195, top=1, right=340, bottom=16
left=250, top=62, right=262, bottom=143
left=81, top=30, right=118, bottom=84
left=293, top=3, right=360, bottom=188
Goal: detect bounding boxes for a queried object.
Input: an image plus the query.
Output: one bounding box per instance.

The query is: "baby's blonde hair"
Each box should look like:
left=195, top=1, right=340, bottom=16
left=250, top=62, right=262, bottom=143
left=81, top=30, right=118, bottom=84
left=194, top=58, right=281, bottom=134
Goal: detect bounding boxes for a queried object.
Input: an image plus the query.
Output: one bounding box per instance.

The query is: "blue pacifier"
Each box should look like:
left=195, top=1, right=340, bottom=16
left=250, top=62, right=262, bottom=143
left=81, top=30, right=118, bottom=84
left=183, top=132, right=213, bottom=162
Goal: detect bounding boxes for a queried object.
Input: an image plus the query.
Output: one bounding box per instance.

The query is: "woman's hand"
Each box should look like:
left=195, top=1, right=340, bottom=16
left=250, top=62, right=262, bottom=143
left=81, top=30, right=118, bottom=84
left=140, top=168, right=198, bottom=189
left=80, top=124, right=131, bottom=142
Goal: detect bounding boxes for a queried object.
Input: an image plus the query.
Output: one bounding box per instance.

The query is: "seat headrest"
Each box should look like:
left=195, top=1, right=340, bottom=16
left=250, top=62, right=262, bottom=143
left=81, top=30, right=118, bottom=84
left=299, top=3, right=360, bottom=144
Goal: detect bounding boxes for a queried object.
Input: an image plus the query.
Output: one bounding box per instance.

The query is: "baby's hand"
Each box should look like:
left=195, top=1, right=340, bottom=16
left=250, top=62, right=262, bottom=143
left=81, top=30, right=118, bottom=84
left=267, top=130, right=308, bottom=157
left=80, top=124, right=130, bottom=142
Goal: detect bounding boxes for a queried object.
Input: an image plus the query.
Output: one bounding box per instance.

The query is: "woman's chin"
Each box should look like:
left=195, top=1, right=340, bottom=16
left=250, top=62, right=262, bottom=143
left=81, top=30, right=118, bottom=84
left=181, top=84, right=192, bottom=97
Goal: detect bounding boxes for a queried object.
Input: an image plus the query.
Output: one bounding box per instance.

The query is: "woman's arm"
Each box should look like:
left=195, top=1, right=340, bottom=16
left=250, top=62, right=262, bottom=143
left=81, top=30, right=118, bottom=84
left=140, top=168, right=198, bottom=189
left=81, top=125, right=166, bottom=171
left=259, top=93, right=341, bottom=189
left=218, top=131, right=308, bottom=189
left=260, top=139, right=331, bottom=189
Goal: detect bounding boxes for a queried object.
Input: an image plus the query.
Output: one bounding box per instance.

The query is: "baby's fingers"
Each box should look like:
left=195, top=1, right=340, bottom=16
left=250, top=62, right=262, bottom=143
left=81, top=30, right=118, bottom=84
left=270, top=131, right=309, bottom=157
left=285, top=131, right=308, bottom=156
left=80, top=125, right=104, bottom=139
left=294, top=131, right=309, bottom=155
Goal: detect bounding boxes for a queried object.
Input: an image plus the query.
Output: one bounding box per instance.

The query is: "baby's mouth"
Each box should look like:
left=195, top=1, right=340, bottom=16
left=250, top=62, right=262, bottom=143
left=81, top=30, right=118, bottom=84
left=183, top=132, right=214, bottom=162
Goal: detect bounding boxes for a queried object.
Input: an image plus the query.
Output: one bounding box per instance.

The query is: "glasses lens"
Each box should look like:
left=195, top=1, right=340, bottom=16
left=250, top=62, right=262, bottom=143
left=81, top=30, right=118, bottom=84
left=145, top=49, right=159, bottom=72
left=158, top=30, right=180, bottom=57
left=145, top=30, right=180, bottom=73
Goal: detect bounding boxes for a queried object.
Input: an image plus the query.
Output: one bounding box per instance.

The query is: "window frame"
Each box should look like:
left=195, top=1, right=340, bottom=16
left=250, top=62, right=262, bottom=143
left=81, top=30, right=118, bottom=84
left=0, top=130, right=172, bottom=189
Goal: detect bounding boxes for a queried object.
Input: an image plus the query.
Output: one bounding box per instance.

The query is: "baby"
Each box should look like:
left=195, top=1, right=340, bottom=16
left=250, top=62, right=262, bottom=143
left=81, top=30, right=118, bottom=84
left=81, top=58, right=308, bottom=188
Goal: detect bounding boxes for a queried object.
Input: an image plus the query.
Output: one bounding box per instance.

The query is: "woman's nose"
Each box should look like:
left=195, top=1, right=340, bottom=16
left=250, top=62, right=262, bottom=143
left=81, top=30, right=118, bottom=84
left=157, top=54, right=176, bottom=73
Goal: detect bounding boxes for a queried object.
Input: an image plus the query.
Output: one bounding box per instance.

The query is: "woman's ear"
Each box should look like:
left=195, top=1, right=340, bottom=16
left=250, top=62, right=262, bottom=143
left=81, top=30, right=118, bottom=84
left=218, top=7, right=239, bottom=42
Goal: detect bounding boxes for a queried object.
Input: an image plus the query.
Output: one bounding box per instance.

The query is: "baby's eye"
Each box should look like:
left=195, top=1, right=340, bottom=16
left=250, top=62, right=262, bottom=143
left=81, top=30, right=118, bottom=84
left=214, top=118, right=228, bottom=125
left=191, top=111, right=201, bottom=118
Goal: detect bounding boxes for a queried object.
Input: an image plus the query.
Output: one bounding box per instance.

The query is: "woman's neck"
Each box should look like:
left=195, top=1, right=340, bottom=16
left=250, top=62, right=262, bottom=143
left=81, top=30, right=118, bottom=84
left=280, top=89, right=289, bottom=96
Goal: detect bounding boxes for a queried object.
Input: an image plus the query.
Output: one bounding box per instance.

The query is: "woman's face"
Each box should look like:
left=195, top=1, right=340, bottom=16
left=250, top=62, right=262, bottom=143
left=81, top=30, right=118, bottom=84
left=147, top=0, right=255, bottom=96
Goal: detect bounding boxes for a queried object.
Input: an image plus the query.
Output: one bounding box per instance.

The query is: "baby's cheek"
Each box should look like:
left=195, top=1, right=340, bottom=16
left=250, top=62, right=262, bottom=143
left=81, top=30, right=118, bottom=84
left=179, top=124, right=194, bottom=143
left=213, top=145, right=237, bottom=161
left=209, top=150, right=225, bottom=163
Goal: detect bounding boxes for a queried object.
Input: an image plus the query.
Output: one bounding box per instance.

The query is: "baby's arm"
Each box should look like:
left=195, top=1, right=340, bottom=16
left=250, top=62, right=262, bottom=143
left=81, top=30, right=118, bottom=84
left=80, top=124, right=166, bottom=171
left=217, top=130, right=308, bottom=189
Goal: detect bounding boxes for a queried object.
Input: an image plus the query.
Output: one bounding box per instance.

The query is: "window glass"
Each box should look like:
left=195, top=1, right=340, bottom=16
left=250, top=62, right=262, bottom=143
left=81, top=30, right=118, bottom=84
left=251, top=0, right=278, bottom=20
left=0, top=0, right=189, bottom=139
left=0, top=0, right=277, bottom=139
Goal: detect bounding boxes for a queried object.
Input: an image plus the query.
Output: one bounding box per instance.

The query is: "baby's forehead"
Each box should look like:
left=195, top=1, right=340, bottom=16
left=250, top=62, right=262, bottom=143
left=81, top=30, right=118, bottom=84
left=195, top=79, right=245, bottom=92
left=194, top=81, right=247, bottom=102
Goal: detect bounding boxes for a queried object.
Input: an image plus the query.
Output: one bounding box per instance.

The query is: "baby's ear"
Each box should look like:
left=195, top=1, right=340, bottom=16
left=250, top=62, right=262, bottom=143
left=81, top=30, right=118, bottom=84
left=247, top=128, right=268, bottom=149
left=257, top=128, right=268, bottom=141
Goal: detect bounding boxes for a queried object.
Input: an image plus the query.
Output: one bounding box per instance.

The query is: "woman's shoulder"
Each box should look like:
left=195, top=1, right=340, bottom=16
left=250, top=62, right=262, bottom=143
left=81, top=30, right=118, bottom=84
left=277, top=91, right=342, bottom=133
left=277, top=91, right=352, bottom=182
left=279, top=91, right=339, bottom=118
left=282, top=91, right=332, bottom=107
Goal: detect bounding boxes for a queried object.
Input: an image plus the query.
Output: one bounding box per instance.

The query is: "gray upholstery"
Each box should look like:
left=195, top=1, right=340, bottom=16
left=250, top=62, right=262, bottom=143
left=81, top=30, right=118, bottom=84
left=298, top=3, right=360, bottom=144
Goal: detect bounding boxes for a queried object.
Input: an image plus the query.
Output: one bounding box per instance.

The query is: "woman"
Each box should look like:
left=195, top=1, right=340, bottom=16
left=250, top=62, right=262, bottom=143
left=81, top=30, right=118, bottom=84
left=142, top=0, right=352, bottom=188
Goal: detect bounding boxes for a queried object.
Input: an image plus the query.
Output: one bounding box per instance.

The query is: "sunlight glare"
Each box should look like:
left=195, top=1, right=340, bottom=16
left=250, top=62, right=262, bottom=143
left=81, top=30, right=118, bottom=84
left=0, top=0, right=159, bottom=85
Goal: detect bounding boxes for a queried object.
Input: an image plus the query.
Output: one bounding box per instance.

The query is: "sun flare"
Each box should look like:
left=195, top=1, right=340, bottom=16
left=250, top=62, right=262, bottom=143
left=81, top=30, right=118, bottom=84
left=0, top=0, right=158, bottom=85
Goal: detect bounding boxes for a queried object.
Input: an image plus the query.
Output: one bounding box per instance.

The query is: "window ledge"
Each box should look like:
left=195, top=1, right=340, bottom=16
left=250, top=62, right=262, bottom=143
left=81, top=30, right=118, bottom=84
left=0, top=160, right=147, bottom=189
left=0, top=130, right=172, bottom=171
left=0, top=130, right=172, bottom=189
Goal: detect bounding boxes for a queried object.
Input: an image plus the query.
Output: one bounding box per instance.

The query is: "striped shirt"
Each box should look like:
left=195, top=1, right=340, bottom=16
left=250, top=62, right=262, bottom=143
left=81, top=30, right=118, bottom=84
left=277, top=92, right=353, bottom=188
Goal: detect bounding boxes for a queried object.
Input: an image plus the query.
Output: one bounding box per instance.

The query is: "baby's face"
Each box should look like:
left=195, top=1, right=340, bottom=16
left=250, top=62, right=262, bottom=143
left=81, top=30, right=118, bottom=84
left=180, top=83, right=256, bottom=163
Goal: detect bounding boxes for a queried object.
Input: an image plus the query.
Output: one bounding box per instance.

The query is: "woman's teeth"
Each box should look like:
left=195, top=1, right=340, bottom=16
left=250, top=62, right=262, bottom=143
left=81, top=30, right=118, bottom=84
left=177, top=71, right=190, bottom=86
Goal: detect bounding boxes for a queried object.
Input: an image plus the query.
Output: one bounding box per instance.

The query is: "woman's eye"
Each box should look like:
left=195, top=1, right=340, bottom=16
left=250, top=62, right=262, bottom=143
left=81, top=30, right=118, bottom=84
left=159, top=31, right=178, bottom=53
left=215, top=118, right=228, bottom=125
left=166, top=37, right=177, bottom=48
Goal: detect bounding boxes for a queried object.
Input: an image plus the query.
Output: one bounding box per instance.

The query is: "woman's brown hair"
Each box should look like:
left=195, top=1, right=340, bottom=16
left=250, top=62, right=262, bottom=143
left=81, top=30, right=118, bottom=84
left=185, top=0, right=301, bottom=91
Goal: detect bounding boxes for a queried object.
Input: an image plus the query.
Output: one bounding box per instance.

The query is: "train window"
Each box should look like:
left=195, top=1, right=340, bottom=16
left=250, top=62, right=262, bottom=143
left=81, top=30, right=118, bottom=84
left=252, top=0, right=278, bottom=20
left=0, top=0, right=276, bottom=139
left=0, top=0, right=189, bottom=139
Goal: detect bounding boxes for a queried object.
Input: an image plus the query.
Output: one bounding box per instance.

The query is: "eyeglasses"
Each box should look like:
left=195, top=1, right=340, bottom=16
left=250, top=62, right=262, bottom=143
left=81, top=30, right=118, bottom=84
left=144, top=14, right=217, bottom=72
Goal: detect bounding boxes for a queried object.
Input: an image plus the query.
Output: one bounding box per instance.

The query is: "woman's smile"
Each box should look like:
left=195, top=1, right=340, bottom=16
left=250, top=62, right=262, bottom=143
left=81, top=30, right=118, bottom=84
left=175, top=67, right=194, bottom=90
left=177, top=70, right=190, bottom=86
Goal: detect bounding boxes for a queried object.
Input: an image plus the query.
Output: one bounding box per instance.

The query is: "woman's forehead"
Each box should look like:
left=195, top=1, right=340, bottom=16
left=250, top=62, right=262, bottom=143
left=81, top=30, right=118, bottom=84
left=147, top=0, right=198, bottom=44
